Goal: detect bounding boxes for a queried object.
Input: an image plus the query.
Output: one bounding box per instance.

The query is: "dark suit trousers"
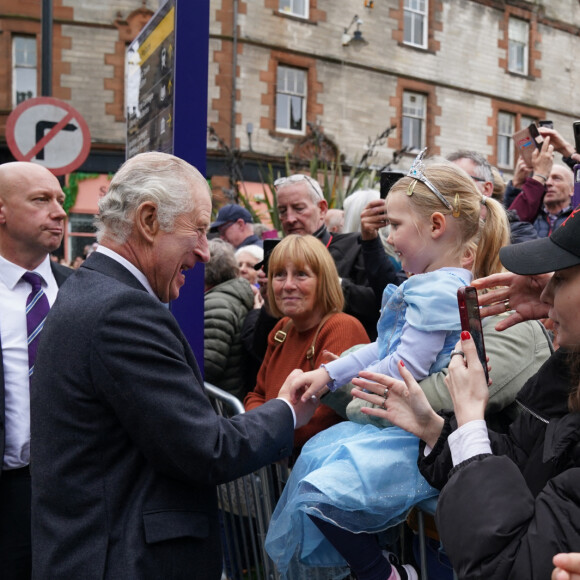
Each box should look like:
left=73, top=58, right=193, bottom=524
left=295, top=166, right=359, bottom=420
left=0, top=467, right=32, bottom=580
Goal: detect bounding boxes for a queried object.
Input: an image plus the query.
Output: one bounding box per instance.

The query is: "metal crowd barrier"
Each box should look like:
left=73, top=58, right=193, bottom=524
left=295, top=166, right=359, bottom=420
left=205, top=382, right=329, bottom=580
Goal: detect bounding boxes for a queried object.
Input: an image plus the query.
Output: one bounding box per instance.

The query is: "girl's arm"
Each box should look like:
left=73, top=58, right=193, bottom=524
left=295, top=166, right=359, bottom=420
left=365, top=323, right=447, bottom=381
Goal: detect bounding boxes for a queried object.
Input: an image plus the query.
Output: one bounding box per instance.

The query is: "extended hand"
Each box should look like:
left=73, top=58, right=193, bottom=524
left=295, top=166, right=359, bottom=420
left=472, top=272, right=551, bottom=331
left=351, top=363, right=444, bottom=448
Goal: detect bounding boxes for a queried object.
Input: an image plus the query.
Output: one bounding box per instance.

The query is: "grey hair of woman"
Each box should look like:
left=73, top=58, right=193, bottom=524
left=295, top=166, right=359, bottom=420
left=343, top=189, right=379, bottom=233
left=95, top=152, right=207, bottom=244
left=205, top=238, right=239, bottom=288
left=234, top=244, right=264, bottom=262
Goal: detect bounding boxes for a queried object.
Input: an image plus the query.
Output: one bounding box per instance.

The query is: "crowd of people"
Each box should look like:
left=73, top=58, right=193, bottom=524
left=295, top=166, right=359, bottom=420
left=1, top=121, right=580, bottom=580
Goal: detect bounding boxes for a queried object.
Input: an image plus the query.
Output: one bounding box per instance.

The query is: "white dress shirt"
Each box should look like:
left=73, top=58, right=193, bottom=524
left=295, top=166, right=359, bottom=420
left=0, top=255, right=59, bottom=469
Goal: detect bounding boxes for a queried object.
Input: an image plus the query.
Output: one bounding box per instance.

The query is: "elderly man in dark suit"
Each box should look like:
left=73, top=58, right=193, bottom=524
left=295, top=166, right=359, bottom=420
left=30, top=152, right=317, bottom=579
left=0, top=161, right=72, bottom=579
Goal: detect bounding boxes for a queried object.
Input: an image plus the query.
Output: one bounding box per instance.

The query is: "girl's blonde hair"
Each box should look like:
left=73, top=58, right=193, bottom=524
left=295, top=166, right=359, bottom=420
left=389, top=161, right=509, bottom=279
left=267, top=235, right=344, bottom=319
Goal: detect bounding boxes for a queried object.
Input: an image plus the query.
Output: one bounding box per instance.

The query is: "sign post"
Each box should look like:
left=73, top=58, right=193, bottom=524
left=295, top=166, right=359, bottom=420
left=126, top=0, right=209, bottom=369
left=6, top=96, right=91, bottom=175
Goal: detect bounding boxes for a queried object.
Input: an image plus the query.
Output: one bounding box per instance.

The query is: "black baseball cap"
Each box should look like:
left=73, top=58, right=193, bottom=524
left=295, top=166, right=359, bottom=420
left=499, top=207, right=580, bottom=275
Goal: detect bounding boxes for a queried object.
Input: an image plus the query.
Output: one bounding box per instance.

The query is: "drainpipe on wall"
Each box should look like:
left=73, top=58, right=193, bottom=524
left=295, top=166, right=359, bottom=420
left=231, top=0, right=238, bottom=151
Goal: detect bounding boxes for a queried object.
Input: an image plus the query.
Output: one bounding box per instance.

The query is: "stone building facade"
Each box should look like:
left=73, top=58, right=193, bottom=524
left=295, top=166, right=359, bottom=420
left=208, top=0, right=580, bottom=180
left=0, top=0, right=578, bottom=210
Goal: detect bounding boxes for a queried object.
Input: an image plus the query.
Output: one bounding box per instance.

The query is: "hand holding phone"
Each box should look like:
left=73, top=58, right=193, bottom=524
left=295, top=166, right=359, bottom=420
left=457, top=286, right=489, bottom=383
left=513, top=123, right=543, bottom=166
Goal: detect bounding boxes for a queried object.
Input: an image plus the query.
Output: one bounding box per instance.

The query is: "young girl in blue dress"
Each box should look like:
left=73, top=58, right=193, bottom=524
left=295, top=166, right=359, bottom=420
left=265, top=152, right=510, bottom=580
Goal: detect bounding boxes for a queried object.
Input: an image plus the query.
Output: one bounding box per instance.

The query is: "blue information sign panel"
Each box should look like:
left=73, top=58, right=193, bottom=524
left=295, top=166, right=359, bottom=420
left=126, top=0, right=209, bottom=371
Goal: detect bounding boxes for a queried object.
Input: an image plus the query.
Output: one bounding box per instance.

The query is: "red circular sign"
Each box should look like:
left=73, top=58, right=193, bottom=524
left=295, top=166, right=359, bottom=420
left=6, top=97, right=91, bottom=176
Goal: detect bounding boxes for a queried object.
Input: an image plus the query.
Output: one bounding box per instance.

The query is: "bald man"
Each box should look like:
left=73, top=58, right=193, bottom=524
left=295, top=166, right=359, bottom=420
left=0, top=162, right=72, bottom=579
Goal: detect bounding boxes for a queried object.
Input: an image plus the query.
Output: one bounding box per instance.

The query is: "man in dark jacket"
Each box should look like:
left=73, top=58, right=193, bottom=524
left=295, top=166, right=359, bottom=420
left=0, top=162, right=72, bottom=579
left=29, top=152, right=317, bottom=579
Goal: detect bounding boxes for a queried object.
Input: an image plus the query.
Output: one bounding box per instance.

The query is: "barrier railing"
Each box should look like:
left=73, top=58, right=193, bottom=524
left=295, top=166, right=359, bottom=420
left=205, top=382, right=329, bottom=580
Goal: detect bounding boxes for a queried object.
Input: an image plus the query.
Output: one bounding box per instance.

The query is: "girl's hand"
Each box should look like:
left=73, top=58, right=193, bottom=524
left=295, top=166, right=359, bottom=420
left=552, top=553, right=580, bottom=580
left=445, top=332, right=489, bottom=427
left=472, top=271, right=551, bottom=331
left=351, top=363, right=444, bottom=448
left=287, top=368, right=330, bottom=403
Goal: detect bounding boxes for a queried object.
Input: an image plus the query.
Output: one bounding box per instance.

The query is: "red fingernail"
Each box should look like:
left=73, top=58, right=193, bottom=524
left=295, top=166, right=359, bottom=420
left=461, top=331, right=471, bottom=340
left=400, top=361, right=405, bottom=367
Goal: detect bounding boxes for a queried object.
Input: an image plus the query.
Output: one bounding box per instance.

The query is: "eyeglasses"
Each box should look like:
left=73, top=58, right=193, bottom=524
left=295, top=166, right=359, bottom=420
left=469, top=175, right=487, bottom=183
left=273, top=174, right=324, bottom=200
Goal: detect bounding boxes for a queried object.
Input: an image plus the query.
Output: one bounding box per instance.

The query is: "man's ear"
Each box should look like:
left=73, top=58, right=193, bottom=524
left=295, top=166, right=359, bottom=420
left=430, top=212, right=446, bottom=238
left=134, top=202, right=159, bottom=243
left=318, top=198, right=328, bottom=218
left=482, top=181, right=494, bottom=197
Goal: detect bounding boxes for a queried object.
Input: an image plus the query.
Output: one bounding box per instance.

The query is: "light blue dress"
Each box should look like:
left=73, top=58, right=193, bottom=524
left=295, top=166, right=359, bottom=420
left=265, top=268, right=471, bottom=577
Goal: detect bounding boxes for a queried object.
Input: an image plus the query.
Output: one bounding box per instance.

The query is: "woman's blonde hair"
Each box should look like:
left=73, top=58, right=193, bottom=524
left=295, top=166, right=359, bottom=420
left=389, top=161, right=509, bottom=279
left=267, top=235, right=344, bottom=319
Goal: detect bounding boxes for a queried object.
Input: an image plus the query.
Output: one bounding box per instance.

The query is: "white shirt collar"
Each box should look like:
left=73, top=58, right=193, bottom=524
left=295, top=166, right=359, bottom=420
left=95, top=245, right=158, bottom=300
left=0, top=254, right=54, bottom=290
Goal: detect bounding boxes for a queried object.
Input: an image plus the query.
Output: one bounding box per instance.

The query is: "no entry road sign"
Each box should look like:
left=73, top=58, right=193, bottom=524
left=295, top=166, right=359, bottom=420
left=6, top=97, right=91, bottom=176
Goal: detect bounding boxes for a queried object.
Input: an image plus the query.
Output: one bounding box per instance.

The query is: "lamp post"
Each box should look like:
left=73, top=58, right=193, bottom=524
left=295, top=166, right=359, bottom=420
left=41, top=0, right=52, bottom=96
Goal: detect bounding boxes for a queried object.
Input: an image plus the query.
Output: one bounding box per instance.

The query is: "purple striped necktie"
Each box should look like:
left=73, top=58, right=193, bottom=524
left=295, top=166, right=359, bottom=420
left=21, top=272, right=50, bottom=378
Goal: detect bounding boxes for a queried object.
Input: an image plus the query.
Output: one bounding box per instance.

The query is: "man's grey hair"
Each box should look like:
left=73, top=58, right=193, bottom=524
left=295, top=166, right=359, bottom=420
left=274, top=174, right=324, bottom=204
left=446, top=150, right=493, bottom=183
left=95, top=152, right=207, bottom=244
left=205, top=238, right=239, bottom=288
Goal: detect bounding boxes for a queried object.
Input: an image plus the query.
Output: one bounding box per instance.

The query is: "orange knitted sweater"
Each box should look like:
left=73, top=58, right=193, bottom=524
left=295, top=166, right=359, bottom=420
left=244, top=312, right=370, bottom=448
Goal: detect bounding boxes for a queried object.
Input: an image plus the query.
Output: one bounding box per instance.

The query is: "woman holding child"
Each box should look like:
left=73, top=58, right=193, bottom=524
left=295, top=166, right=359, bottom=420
left=353, top=208, right=580, bottom=579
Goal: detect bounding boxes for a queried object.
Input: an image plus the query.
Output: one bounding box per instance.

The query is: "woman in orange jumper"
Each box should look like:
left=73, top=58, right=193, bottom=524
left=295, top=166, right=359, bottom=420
left=244, top=235, right=370, bottom=455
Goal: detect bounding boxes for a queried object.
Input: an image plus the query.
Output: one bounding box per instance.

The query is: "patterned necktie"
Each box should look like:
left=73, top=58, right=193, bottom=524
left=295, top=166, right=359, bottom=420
left=21, top=272, right=50, bottom=377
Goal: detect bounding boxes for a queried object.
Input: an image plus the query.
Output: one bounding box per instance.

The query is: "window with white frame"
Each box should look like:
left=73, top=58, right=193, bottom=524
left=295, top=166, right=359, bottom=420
left=404, top=0, right=428, bottom=48
left=12, top=36, right=37, bottom=107
left=402, top=91, right=426, bottom=151
left=278, top=0, right=308, bottom=19
left=508, top=17, right=529, bottom=75
left=497, top=112, right=515, bottom=168
left=276, top=66, right=306, bottom=133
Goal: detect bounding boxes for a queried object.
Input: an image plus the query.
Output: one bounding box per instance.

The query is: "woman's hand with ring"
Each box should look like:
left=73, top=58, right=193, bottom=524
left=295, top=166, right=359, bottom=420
left=445, top=332, right=489, bottom=427
left=352, top=362, right=444, bottom=448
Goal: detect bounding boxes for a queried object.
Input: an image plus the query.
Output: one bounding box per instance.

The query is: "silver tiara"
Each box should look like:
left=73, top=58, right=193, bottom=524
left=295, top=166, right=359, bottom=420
left=406, top=148, right=453, bottom=211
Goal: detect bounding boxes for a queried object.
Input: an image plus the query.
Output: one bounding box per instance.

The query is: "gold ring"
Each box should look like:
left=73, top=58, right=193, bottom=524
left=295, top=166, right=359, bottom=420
left=383, top=388, right=389, bottom=398
left=504, top=300, right=511, bottom=312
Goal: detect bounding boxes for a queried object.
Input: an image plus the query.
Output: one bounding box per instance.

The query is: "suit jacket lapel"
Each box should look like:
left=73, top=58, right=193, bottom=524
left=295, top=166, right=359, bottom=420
left=81, top=252, right=205, bottom=384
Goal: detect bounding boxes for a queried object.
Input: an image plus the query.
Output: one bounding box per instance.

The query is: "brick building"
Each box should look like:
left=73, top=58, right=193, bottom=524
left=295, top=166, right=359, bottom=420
left=0, top=0, right=578, bottom=256
left=208, top=0, right=580, bottom=180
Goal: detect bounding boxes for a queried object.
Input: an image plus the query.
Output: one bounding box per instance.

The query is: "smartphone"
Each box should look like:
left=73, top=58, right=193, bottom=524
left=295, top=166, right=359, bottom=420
left=512, top=123, right=542, bottom=166
left=573, top=121, right=580, bottom=154
left=574, top=164, right=580, bottom=209
left=528, top=122, right=543, bottom=148
left=457, top=286, right=489, bottom=383
left=253, top=238, right=281, bottom=274
left=380, top=170, right=406, bottom=199
left=539, top=120, right=553, bottom=129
